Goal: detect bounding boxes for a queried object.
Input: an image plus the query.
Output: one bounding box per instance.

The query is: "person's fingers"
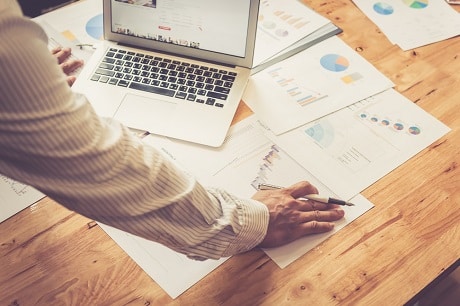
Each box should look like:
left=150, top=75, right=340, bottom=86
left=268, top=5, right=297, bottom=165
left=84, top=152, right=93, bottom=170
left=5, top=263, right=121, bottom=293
left=298, top=208, right=345, bottom=223
left=52, top=47, right=72, bottom=64
left=50, top=46, right=62, bottom=55
left=284, top=181, right=319, bottom=199
left=66, top=76, right=77, bottom=87
left=298, top=221, right=336, bottom=234
left=59, top=59, right=84, bottom=75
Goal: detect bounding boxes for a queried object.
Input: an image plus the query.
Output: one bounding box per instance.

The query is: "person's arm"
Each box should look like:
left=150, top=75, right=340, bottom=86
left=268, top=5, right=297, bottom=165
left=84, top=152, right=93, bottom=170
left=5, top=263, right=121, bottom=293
left=0, top=1, right=345, bottom=260
left=0, top=2, right=268, bottom=260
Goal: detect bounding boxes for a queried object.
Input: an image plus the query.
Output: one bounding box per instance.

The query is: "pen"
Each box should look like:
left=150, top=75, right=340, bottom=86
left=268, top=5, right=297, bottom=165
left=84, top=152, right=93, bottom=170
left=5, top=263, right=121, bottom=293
left=257, top=183, right=355, bottom=206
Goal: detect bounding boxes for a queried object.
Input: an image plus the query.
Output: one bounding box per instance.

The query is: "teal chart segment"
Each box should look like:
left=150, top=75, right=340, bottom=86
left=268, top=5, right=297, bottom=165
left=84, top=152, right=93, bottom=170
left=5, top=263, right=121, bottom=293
left=402, top=0, right=429, bottom=9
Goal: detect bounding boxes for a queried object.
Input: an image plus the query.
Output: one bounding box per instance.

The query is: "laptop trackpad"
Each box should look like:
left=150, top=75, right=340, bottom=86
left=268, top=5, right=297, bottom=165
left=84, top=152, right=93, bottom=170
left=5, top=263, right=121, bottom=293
left=114, top=94, right=177, bottom=132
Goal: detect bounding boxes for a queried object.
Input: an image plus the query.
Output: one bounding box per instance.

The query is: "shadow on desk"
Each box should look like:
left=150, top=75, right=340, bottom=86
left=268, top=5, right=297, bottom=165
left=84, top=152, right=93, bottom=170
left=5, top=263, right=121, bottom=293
left=407, top=261, right=460, bottom=306
left=18, top=0, right=78, bottom=17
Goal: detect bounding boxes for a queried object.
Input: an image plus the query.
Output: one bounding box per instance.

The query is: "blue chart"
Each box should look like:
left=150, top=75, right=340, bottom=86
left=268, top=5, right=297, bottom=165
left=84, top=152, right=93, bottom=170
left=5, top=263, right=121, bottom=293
left=305, top=122, right=335, bottom=148
left=267, top=67, right=327, bottom=106
left=86, top=14, right=103, bottom=40
left=320, top=54, right=349, bottom=72
left=373, top=2, right=394, bottom=15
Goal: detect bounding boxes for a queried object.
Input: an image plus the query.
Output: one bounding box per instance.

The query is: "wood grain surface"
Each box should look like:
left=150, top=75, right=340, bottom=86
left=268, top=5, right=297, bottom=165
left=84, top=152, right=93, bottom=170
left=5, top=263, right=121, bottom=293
left=1, top=1, right=459, bottom=305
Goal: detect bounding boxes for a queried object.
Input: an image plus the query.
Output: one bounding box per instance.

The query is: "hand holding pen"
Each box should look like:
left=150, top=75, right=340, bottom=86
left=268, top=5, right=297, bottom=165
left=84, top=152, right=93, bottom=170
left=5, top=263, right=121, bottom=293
left=258, top=183, right=355, bottom=206
left=252, top=181, right=345, bottom=249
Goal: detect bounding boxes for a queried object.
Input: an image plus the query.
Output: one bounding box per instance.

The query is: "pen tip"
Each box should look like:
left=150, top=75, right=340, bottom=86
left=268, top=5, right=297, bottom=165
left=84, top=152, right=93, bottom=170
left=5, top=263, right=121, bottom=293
left=346, top=202, right=355, bottom=206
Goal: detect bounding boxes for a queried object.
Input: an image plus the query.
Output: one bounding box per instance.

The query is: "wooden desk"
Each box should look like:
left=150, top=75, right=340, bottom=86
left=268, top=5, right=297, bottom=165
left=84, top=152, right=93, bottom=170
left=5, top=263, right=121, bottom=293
left=1, top=1, right=459, bottom=305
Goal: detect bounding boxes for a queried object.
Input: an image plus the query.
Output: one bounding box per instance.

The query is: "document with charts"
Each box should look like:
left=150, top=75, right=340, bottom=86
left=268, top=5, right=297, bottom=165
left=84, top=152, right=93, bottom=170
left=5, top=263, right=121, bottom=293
left=99, top=116, right=374, bottom=298
left=352, top=0, right=460, bottom=50
left=243, top=36, right=394, bottom=135
left=0, top=175, right=44, bottom=223
left=252, top=0, right=340, bottom=72
left=33, top=0, right=103, bottom=72
left=261, top=89, right=451, bottom=200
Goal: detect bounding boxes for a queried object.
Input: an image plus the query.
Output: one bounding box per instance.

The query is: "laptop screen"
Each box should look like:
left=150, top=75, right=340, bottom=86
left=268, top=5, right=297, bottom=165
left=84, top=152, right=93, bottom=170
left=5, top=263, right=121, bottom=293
left=110, top=0, right=251, bottom=58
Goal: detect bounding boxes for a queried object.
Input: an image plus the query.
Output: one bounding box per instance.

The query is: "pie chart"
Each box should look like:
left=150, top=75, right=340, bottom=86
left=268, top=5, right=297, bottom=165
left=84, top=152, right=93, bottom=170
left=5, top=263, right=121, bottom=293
left=373, top=2, right=394, bottom=15
left=403, top=0, right=428, bottom=9
left=86, top=14, right=103, bottom=40
left=320, top=54, right=349, bottom=72
left=409, top=126, right=421, bottom=135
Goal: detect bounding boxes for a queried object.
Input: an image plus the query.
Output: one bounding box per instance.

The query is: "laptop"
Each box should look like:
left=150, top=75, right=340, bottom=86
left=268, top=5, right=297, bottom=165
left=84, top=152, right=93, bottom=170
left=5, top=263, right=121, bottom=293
left=73, top=0, right=260, bottom=147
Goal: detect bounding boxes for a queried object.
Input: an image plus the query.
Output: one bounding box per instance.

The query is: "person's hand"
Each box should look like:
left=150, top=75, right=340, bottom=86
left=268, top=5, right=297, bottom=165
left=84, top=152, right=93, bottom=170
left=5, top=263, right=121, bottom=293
left=51, top=46, right=84, bottom=86
left=252, top=181, right=345, bottom=248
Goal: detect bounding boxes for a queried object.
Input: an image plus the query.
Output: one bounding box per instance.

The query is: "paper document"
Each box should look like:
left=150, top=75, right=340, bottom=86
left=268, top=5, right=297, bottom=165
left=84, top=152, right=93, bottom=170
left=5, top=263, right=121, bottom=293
left=253, top=0, right=338, bottom=71
left=243, top=36, right=394, bottom=135
left=261, top=89, right=451, bottom=200
left=33, top=0, right=103, bottom=69
left=0, top=175, right=44, bottom=223
left=352, top=0, right=460, bottom=50
left=98, top=223, right=227, bottom=299
left=99, top=116, right=374, bottom=298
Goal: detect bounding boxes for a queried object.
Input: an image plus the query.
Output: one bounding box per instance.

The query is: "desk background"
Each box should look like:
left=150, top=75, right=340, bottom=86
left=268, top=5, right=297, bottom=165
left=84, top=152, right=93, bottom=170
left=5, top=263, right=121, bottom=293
left=1, top=0, right=459, bottom=305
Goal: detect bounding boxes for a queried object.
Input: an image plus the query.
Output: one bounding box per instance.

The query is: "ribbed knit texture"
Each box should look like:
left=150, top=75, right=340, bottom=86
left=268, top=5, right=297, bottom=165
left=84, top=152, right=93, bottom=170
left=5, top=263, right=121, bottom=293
left=0, top=0, right=268, bottom=260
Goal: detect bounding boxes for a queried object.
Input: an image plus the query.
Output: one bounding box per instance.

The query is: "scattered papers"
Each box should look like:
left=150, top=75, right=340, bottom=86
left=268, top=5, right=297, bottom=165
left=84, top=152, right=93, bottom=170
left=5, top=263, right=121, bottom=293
left=260, top=89, right=451, bottom=200
left=352, top=0, right=460, bottom=50
left=243, top=36, right=394, bottom=135
left=99, top=117, right=374, bottom=297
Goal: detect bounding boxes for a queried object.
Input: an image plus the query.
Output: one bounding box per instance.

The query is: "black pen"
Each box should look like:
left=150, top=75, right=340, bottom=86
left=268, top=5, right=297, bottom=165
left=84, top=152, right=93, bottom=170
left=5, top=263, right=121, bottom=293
left=257, top=183, right=355, bottom=206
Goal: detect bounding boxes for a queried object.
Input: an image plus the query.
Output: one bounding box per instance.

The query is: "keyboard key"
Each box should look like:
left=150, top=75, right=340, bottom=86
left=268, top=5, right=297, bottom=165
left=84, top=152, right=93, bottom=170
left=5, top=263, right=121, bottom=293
left=207, top=91, right=227, bottom=100
left=175, top=92, right=187, bottom=99
left=129, top=83, right=175, bottom=97
left=99, top=63, right=114, bottom=70
left=214, top=86, right=230, bottom=94
left=95, top=68, right=115, bottom=77
left=118, top=80, right=129, bottom=87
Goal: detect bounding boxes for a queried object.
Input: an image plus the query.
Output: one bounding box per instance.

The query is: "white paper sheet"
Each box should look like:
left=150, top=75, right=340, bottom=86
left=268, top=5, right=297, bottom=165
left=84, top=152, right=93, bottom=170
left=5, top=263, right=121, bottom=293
left=33, top=0, right=103, bottom=69
left=243, top=36, right=394, bottom=135
left=98, top=223, right=227, bottom=299
left=261, top=89, right=451, bottom=200
left=99, top=116, right=374, bottom=298
left=253, top=0, right=331, bottom=67
left=0, top=175, right=44, bottom=223
left=352, top=0, right=460, bottom=50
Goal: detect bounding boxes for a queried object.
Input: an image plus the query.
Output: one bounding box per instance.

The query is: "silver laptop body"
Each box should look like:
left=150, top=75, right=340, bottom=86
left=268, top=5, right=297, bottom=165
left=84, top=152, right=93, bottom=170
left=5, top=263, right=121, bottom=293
left=73, top=0, right=260, bottom=147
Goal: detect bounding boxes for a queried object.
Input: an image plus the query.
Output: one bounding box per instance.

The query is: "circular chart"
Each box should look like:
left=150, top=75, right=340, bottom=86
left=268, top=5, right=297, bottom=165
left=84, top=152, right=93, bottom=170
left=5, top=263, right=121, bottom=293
left=320, top=54, right=349, bottom=72
left=393, top=123, right=404, bottom=131
left=373, top=2, right=394, bottom=15
left=409, top=126, right=421, bottom=135
left=275, top=29, right=289, bottom=37
left=86, top=14, right=103, bottom=40
left=402, top=0, right=428, bottom=9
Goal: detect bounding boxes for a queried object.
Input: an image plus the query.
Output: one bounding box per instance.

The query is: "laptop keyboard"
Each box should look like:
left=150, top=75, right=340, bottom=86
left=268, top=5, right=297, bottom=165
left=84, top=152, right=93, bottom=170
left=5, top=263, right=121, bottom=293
left=89, top=48, right=238, bottom=108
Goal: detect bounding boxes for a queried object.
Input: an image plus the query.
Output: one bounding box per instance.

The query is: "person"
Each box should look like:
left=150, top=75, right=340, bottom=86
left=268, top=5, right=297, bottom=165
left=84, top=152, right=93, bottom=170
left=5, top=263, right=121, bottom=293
left=0, top=0, right=345, bottom=260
